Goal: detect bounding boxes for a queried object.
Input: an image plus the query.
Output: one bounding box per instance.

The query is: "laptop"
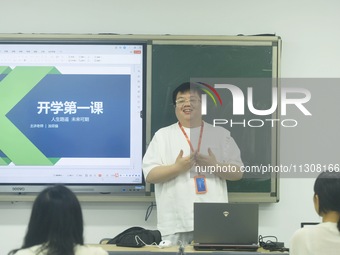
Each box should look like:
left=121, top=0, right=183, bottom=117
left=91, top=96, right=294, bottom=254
left=193, top=203, right=259, bottom=251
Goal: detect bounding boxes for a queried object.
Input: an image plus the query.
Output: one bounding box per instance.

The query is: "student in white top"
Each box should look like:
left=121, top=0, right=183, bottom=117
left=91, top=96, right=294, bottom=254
left=143, top=82, right=243, bottom=245
left=8, top=185, right=108, bottom=255
left=290, top=170, right=340, bottom=255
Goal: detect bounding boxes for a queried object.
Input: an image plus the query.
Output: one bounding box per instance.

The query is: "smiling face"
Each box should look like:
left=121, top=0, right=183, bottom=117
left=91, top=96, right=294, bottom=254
left=175, top=90, right=202, bottom=128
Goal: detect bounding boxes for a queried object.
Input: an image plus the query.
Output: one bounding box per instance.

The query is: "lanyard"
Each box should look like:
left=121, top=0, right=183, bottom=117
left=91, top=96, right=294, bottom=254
left=178, top=122, right=204, bottom=153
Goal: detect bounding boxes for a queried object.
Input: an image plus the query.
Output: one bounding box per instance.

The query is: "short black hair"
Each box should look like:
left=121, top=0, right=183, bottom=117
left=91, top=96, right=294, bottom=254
left=314, top=170, right=340, bottom=231
left=172, top=82, right=202, bottom=105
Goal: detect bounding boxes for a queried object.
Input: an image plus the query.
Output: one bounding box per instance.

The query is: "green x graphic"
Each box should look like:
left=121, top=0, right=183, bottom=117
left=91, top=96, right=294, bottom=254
left=0, top=66, right=60, bottom=166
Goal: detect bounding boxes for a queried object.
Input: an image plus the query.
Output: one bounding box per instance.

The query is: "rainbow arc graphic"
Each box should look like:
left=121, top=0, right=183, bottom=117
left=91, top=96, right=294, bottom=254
left=191, top=82, right=223, bottom=115
left=196, top=82, right=223, bottom=106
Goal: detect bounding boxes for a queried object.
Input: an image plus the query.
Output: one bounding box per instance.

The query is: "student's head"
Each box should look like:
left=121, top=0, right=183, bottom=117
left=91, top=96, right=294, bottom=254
left=172, top=82, right=202, bottom=127
left=313, top=171, right=340, bottom=231
left=22, top=185, right=84, bottom=254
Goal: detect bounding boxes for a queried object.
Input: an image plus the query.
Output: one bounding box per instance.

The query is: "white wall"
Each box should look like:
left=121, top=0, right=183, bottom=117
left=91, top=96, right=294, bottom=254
left=1, top=0, right=340, bottom=254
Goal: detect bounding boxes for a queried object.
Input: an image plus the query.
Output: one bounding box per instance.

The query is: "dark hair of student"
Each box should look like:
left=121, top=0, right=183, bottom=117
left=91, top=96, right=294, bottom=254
left=172, top=82, right=202, bottom=106
left=8, top=185, right=84, bottom=255
left=314, top=170, right=340, bottom=232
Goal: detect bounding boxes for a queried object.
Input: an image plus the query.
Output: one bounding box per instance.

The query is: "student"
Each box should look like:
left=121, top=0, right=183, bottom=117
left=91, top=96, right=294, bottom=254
left=8, top=185, right=108, bottom=255
left=290, top=170, right=340, bottom=255
left=143, top=82, right=243, bottom=244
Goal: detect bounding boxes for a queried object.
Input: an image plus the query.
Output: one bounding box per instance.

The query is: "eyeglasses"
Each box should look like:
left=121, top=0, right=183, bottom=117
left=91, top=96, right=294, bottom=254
left=175, top=98, right=201, bottom=107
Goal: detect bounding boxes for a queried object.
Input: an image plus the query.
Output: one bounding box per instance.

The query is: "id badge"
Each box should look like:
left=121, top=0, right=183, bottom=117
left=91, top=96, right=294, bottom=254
left=194, top=175, right=207, bottom=194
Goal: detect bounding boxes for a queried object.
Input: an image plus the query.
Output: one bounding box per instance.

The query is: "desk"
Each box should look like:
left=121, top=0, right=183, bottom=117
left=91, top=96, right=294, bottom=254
left=91, top=244, right=288, bottom=255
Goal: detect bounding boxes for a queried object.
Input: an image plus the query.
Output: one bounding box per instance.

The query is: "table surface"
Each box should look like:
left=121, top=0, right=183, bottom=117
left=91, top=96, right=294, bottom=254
left=90, top=244, right=288, bottom=255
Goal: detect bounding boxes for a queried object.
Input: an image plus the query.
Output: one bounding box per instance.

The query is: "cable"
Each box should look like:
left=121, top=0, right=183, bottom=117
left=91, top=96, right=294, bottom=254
left=259, top=235, right=277, bottom=245
left=177, top=240, right=185, bottom=255
left=134, top=233, right=187, bottom=254
left=258, top=235, right=289, bottom=252
left=145, top=202, right=156, bottom=221
left=134, top=235, right=158, bottom=246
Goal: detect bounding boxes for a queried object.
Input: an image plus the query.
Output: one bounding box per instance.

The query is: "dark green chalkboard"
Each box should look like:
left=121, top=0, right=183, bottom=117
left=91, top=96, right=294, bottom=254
left=149, top=37, right=281, bottom=202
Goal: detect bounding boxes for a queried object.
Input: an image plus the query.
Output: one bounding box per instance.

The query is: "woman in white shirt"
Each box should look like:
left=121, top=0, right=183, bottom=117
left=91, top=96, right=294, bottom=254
left=8, top=185, right=107, bottom=255
left=290, top=170, right=340, bottom=255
